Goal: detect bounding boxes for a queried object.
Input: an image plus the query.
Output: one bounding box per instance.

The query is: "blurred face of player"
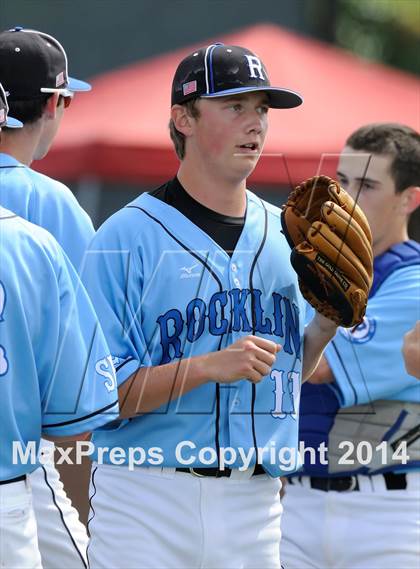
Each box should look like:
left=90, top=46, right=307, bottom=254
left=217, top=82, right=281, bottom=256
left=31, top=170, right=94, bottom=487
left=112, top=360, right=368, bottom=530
left=34, top=94, right=68, bottom=160
left=337, top=147, right=412, bottom=255
left=189, top=92, right=269, bottom=183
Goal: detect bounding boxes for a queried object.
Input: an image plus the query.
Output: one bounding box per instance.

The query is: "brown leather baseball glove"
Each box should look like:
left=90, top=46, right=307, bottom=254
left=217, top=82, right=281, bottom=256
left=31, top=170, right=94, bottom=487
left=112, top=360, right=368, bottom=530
left=281, top=175, right=373, bottom=327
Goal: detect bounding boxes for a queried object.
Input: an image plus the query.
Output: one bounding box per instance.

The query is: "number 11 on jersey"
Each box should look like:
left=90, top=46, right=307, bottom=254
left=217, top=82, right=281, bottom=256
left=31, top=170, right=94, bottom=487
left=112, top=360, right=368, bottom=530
left=270, top=369, right=300, bottom=419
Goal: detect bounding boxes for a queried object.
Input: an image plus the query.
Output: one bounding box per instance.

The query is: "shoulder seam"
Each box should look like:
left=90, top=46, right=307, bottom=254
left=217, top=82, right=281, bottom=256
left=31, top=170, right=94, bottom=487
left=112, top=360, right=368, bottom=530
left=372, top=262, right=420, bottom=298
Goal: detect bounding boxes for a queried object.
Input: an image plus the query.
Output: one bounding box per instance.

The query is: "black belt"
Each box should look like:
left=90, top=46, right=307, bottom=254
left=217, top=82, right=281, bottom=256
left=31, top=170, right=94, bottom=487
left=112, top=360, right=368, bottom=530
left=291, top=472, right=407, bottom=492
left=0, top=474, right=26, bottom=486
left=176, top=464, right=266, bottom=478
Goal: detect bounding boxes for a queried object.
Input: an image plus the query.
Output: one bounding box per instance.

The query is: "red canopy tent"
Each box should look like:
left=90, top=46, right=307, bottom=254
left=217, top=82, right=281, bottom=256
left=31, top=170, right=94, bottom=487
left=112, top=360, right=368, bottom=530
left=36, top=24, right=420, bottom=186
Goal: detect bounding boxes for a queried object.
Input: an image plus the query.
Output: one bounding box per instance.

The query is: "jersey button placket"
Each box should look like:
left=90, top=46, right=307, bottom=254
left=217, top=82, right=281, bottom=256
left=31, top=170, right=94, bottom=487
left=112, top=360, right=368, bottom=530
left=231, top=261, right=240, bottom=288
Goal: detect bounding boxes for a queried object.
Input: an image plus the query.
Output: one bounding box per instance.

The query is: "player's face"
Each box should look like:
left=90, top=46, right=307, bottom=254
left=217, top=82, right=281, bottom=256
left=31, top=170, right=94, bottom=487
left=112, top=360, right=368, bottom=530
left=337, top=147, right=408, bottom=254
left=191, top=92, right=269, bottom=182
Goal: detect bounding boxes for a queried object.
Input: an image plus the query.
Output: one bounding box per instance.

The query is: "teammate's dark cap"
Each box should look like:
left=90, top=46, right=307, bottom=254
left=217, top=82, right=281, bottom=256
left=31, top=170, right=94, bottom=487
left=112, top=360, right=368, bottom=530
left=0, top=27, right=91, bottom=101
left=0, top=82, right=22, bottom=128
left=171, top=43, right=303, bottom=109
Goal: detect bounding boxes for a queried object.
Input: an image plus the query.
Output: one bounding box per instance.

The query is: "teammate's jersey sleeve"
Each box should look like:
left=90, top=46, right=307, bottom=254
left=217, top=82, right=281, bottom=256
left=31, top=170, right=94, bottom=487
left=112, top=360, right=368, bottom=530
left=39, top=242, right=120, bottom=437
left=325, top=265, right=420, bottom=406
left=0, top=153, right=94, bottom=271
left=82, top=208, right=150, bottom=387
left=0, top=211, right=119, bottom=479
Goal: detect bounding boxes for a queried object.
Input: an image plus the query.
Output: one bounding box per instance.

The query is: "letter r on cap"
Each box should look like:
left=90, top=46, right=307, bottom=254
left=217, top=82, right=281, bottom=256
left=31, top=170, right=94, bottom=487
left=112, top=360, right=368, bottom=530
left=245, top=55, right=265, bottom=80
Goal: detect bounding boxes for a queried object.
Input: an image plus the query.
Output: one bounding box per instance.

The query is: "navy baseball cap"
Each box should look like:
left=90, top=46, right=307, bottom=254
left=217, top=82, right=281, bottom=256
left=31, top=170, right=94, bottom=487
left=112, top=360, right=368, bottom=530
left=0, top=27, right=91, bottom=100
left=171, top=43, right=303, bottom=109
left=0, top=83, right=22, bottom=128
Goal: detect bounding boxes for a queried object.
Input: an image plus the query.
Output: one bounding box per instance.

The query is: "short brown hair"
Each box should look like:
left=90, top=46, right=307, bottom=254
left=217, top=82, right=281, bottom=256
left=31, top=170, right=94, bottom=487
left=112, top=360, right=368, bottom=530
left=6, top=94, right=51, bottom=125
left=346, top=123, right=420, bottom=194
left=169, top=99, right=200, bottom=160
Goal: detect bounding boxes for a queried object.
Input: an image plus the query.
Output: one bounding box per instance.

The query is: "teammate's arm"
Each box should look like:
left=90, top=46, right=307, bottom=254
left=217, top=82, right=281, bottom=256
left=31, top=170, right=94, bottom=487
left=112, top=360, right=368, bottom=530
left=118, top=335, right=280, bottom=418
left=301, top=312, right=337, bottom=382
left=306, top=355, right=334, bottom=383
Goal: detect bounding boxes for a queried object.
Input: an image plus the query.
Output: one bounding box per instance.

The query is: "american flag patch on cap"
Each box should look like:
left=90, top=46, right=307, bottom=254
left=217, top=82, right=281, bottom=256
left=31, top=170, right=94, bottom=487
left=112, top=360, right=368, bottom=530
left=183, top=80, right=197, bottom=96
left=56, top=71, right=65, bottom=87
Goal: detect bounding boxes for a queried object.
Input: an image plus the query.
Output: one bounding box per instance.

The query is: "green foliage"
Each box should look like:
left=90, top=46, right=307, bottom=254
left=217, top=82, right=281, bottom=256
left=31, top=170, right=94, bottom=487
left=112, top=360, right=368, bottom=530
left=336, top=0, right=420, bottom=75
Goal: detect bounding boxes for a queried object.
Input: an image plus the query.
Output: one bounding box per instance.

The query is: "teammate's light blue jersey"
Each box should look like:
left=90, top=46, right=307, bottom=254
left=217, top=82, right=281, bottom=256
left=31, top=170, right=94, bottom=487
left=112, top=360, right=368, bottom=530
left=296, top=242, right=420, bottom=477
left=326, top=264, right=420, bottom=406
left=0, top=153, right=94, bottom=271
left=83, top=191, right=306, bottom=477
left=0, top=208, right=119, bottom=480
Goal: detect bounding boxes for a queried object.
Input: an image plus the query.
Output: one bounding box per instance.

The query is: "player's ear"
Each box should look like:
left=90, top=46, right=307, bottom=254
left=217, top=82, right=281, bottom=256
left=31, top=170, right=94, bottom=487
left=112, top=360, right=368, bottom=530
left=171, top=104, right=194, bottom=137
left=400, top=186, right=420, bottom=215
left=44, top=93, right=60, bottom=119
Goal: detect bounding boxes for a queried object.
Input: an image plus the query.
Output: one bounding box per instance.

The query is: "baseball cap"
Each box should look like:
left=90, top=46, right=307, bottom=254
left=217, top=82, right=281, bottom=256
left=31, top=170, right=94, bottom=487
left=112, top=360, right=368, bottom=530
left=0, top=83, right=23, bottom=128
left=171, top=43, right=303, bottom=109
left=0, top=26, right=91, bottom=101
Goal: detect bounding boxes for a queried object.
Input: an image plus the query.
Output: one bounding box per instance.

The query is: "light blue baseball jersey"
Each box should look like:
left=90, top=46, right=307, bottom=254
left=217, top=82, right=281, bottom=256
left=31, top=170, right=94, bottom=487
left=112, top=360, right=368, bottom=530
left=325, top=264, right=420, bottom=406
left=0, top=208, right=119, bottom=481
left=0, top=153, right=94, bottom=271
left=296, top=242, right=420, bottom=477
left=82, top=190, right=306, bottom=477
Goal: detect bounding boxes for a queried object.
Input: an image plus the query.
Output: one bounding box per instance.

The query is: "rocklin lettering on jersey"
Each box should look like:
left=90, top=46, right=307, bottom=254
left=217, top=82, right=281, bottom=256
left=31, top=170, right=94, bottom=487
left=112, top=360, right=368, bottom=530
left=156, top=288, right=301, bottom=364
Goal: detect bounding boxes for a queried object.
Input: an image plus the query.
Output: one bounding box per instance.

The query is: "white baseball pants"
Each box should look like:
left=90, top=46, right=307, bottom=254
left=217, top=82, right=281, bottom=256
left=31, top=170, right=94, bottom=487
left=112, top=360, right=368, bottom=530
left=281, top=472, right=420, bottom=569
left=0, top=477, right=42, bottom=569
left=87, top=463, right=283, bottom=569
left=30, top=440, right=88, bottom=569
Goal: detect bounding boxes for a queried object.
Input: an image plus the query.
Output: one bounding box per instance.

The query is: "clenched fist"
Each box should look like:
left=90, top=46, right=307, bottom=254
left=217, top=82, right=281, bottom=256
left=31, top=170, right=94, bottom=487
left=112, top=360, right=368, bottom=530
left=203, top=335, right=281, bottom=384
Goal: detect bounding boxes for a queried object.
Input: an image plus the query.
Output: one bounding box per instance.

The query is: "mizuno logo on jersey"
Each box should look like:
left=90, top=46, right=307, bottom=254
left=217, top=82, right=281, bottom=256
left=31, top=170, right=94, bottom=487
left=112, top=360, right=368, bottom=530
left=179, top=263, right=200, bottom=279
left=156, top=288, right=301, bottom=364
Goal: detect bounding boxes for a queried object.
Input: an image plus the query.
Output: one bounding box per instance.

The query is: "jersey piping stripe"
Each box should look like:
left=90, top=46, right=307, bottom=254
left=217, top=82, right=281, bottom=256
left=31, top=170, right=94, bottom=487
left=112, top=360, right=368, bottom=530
left=348, top=335, right=374, bottom=409
left=42, top=399, right=119, bottom=428
left=69, top=324, right=101, bottom=421
left=115, top=356, right=135, bottom=372
left=0, top=165, right=26, bottom=169
left=0, top=211, right=18, bottom=221
left=126, top=205, right=225, bottom=467
left=42, top=322, right=100, bottom=426
left=41, top=464, right=87, bottom=568
left=330, top=339, right=358, bottom=405
left=215, top=383, right=221, bottom=468
left=340, top=156, right=374, bottom=407
left=126, top=206, right=223, bottom=287
left=391, top=422, right=420, bottom=451
left=86, top=465, right=98, bottom=567
left=382, top=410, right=408, bottom=443
left=248, top=200, right=268, bottom=458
